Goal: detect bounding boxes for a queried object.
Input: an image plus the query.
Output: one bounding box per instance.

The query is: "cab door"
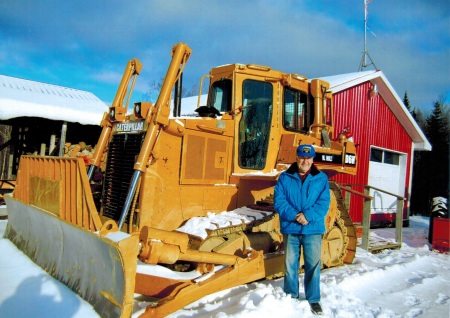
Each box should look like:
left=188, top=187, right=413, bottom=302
left=237, top=79, right=274, bottom=170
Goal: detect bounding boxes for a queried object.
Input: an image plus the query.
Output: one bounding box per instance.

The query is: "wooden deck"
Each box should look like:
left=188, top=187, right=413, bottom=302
left=355, top=223, right=402, bottom=253
left=364, top=237, right=402, bottom=253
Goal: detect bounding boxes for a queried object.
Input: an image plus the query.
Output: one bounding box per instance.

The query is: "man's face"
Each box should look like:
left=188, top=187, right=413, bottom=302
left=296, top=156, right=313, bottom=174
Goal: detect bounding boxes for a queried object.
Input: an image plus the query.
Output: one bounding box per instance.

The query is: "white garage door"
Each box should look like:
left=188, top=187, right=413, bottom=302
left=368, top=147, right=407, bottom=214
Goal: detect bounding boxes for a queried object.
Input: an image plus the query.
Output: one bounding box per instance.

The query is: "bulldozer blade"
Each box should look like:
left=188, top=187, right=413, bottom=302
left=3, top=194, right=139, bottom=318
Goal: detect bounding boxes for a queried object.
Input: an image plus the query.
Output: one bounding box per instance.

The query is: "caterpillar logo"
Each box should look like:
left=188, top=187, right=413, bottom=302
left=115, top=121, right=145, bottom=133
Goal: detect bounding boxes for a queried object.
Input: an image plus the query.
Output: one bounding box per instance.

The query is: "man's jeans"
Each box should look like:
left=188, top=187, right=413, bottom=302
left=283, top=233, right=322, bottom=303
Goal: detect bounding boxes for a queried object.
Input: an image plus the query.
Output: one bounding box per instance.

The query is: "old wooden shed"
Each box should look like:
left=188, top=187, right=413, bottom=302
left=0, top=75, right=107, bottom=178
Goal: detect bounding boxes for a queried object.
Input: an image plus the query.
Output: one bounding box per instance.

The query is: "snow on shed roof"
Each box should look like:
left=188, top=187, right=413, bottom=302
left=178, top=94, right=207, bottom=115
left=0, top=75, right=108, bottom=125
left=320, top=70, right=431, bottom=151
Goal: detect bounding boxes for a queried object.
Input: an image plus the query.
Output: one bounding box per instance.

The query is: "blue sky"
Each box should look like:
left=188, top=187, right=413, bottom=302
left=0, top=0, right=448, bottom=114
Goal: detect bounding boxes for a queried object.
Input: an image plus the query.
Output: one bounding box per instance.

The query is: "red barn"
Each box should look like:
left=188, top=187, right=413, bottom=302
left=322, top=70, right=431, bottom=226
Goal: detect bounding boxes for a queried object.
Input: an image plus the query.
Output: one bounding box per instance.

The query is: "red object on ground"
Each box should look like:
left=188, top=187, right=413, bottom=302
left=432, top=218, right=450, bottom=253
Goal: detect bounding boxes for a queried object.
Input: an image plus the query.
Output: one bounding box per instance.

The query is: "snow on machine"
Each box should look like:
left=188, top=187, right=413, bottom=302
left=4, top=42, right=358, bottom=317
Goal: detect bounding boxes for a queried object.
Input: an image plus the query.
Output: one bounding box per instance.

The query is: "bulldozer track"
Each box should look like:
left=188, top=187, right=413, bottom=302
left=329, top=181, right=357, bottom=264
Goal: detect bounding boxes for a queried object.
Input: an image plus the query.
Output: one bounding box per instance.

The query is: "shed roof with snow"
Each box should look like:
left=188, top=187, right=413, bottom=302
left=320, top=70, right=431, bottom=151
left=0, top=75, right=107, bottom=125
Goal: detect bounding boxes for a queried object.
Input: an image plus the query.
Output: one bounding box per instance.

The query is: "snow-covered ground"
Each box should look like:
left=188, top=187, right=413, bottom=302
left=0, top=210, right=449, bottom=318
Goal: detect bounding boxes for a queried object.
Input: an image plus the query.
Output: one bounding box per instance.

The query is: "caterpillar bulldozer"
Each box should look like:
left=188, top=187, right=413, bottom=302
left=4, top=42, right=358, bottom=317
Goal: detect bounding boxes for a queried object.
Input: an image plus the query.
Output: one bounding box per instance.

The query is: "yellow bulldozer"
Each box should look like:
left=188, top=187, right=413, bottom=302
left=4, top=43, right=358, bottom=317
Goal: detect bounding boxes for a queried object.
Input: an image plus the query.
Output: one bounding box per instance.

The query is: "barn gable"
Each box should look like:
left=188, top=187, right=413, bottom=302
left=322, top=70, right=430, bottom=151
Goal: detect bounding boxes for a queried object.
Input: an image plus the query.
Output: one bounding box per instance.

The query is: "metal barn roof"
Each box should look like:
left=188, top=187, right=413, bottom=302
left=0, top=75, right=108, bottom=125
left=320, top=70, right=431, bottom=151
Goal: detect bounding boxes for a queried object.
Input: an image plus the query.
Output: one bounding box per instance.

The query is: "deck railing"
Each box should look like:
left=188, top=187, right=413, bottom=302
left=338, top=183, right=406, bottom=251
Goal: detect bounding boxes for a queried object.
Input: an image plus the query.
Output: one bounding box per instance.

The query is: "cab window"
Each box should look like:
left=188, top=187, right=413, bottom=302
left=283, top=88, right=310, bottom=132
left=207, top=79, right=232, bottom=112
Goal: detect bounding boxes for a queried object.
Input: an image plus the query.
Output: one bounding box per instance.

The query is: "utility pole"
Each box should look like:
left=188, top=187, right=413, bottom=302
left=359, top=0, right=378, bottom=71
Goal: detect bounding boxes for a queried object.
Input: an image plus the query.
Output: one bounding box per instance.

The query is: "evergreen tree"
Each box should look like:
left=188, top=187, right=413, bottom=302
left=407, top=94, right=428, bottom=214
left=422, top=100, right=449, bottom=212
left=403, top=92, right=411, bottom=112
left=410, top=98, right=449, bottom=215
left=405, top=91, right=426, bottom=131
left=410, top=106, right=428, bottom=214
left=411, top=107, right=427, bottom=131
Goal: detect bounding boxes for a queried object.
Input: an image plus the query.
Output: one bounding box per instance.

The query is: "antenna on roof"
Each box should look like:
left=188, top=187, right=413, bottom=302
left=359, top=0, right=378, bottom=71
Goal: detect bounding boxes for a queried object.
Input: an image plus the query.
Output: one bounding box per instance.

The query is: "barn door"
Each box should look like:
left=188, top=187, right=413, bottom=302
left=367, top=147, right=406, bottom=215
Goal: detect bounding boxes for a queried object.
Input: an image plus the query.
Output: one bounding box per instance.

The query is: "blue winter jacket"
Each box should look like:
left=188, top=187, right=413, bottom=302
left=274, top=163, right=330, bottom=235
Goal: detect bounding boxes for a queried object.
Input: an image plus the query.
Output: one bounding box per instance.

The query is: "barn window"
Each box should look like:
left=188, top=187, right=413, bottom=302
left=384, top=151, right=400, bottom=165
left=370, top=148, right=400, bottom=165
left=370, top=148, right=383, bottom=162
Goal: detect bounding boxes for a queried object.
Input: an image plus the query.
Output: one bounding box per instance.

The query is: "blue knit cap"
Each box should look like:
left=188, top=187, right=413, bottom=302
left=296, top=144, right=316, bottom=157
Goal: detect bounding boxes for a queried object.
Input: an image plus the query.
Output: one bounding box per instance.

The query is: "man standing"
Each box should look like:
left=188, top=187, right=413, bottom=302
left=274, top=144, right=330, bottom=315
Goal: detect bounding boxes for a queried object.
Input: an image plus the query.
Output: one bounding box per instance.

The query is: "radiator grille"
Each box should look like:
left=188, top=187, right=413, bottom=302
left=101, top=133, right=145, bottom=221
